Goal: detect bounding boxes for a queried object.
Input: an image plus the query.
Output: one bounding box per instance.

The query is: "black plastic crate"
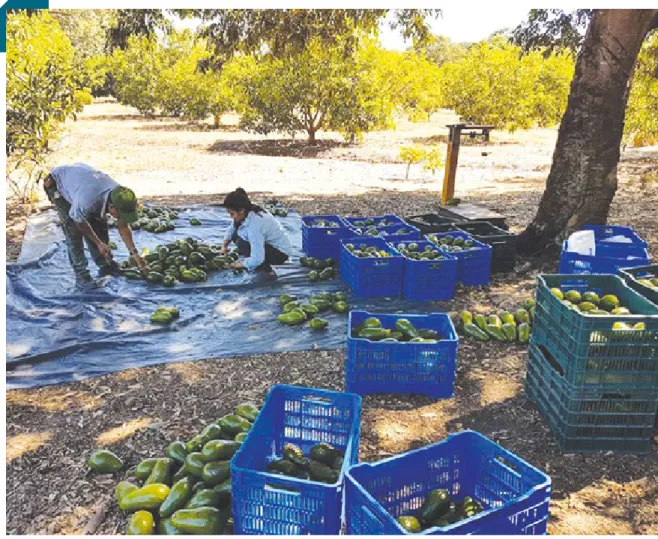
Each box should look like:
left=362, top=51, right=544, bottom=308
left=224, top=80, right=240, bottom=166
left=404, top=213, right=461, bottom=235
left=436, top=206, right=509, bottom=231
left=457, top=222, right=517, bottom=273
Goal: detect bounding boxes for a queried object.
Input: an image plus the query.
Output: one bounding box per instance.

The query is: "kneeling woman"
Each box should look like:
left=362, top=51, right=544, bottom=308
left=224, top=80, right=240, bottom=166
left=221, top=188, right=293, bottom=273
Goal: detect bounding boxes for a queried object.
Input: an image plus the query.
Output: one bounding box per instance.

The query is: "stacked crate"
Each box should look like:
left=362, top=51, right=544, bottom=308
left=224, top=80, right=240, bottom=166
left=527, top=274, right=658, bottom=453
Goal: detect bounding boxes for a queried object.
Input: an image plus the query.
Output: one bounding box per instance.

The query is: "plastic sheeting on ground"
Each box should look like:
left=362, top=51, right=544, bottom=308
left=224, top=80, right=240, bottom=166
left=7, top=205, right=449, bottom=389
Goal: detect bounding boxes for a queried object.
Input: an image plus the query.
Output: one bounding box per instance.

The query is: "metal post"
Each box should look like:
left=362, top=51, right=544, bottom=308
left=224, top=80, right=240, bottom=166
left=442, top=124, right=462, bottom=205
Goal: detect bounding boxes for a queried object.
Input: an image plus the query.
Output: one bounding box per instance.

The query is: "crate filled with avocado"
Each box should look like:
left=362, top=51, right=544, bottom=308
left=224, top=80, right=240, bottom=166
left=343, top=214, right=406, bottom=228
left=301, top=215, right=351, bottom=260
left=532, top=274, right=658, bottom=389
left=392, top=240, right=458, bottom=301
left=87, top=402, right=260, bottom=535
left=618, top=264, right=658, bottom=306
left=559, top=224, right=650, bottom=275
left=345, top=430, right=551, bottom=535
left=122, top=204, right=179, bottom=233
left=348, top=224, right=421, bottom=242
left=277, top=291, right=349, bottom=330
left=120, top=238, right=242, bottom=285
left=299, top=255, right=338, bottom=281
left=346, top=311, right=458, bottom=398
left=426, top=231, right=493, bottom=287
left=231, top=384, right=362, bottom=535
left=457, top=298, right=534, bottom=345
left=340, top=237, right=404, bottom=298
left=526, top=342, right=658, bottom=454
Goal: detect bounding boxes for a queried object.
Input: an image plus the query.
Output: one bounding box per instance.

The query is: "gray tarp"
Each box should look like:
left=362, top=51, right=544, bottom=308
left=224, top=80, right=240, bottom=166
left=6, top=206, right=445, bottom=389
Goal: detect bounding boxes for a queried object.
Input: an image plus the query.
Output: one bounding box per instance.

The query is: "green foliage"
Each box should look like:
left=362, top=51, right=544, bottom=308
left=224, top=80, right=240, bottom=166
left=399, top=145, right=427, bottom=179
left=512, top=9, right=592, bottom=55
left=625, top=32, right=658, bottom=146
left=196, top=9, right=439, bottom=68
left=6, top=11, right=92, bottom=201
left=414, top=35, right=468, bottom=67
left=108, top=31, right=243, bottom=125
left=237, top=36, right=399, bottom=144
left=396, top=51, right=442, bottom=122
left=423, top=147, right=445, bottom=175
left=439, top=37, right=574, bottom=131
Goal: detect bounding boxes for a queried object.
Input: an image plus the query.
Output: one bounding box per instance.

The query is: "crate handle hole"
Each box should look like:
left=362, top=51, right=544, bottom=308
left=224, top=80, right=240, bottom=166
left=496, top=456, right=521, bottom=477
left=265, top=483, right=301, bottom=496
left=537, top=345, right=564, bottom=377
left=302, top=395, right=332, bottom=406
left=602, top=393, right=631, bottom=400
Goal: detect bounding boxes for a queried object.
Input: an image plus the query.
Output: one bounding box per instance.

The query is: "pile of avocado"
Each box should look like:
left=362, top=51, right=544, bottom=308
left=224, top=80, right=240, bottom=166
left=344, top=243, right=394, bottom=259
left=128, top=205, right=179, bottom=234
left=150, top=306, right=180, bottom=325
left=267, top=442, right=344, bottom=485
left=551, top=288, right=645, bottom=331
left=278, top=292, right=349, bottom=329
left=300, top=256, right=337, bottom=281
left=636, top=274, right=658, bottom=291
left=88, top=402, right=260, bottom=535
left=308, top=218, right=341, bottom=228
left=396, top=489, right=485, bottom=533
left=459, top=299, right=534, bottom=344
left=426, top=234, right=479, bottom=253
left=263, top=201, right=289, bottom=217
left=351, top=316, right=442, bottom=343
left=395, top=242, right=446, bottom=261
left=121, top=238, right=241, bottom=286
left=350, top=217, right=398, bottom=227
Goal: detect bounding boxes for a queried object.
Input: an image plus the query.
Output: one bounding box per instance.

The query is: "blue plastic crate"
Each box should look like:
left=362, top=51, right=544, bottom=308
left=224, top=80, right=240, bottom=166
left=346, top=311, right=458, bottom=397
left=344, top=214, right=406, bottom=228
left=345, top=430, right=551, bottom=535
left=532, top=274, right=658, bottom=389
left=526, top=342, right=658, bottom=454
left=558, top=241, right=650, bottom=275
left=231, top=384, right=362, bottom=535
left=425, top=231, right=493, bottom=287
left=585, top=224, right=648, bottom=250
left=618, top=264, right=658, bottom=306
left=302, top=215, right=351, bottom=259
left=339, top=238, right=404, bottom=298
left=388, top=240, right=458, bottom=301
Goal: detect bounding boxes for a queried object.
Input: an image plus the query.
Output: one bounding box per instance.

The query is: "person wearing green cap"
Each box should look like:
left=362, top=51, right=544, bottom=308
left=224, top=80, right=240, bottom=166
left=43, top=163, right=148, bottom=284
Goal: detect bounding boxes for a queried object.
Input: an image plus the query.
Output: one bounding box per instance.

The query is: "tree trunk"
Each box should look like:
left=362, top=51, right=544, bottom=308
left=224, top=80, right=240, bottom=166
left=307, top=128, right=317, bottom=146
left=213, top=113, right=221, bottom=128
left=518, top=9, right=658, bottom=254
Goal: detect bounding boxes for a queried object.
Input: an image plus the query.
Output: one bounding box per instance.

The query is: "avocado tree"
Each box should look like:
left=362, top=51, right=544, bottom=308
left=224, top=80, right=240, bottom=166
left=237, top=37, right=400, bottom=145
left=624, top=32, right=658, bottom=146
left=6, top=11, right=92, bottom=201
left=514, top=9, right=658, bottom=253
left=438, top=37, right=574, bottom=131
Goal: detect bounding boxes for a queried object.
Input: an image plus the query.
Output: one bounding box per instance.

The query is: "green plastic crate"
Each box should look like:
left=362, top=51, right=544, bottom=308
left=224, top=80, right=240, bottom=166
left=618, top=264, right=658, bottom=306
left=526, top=343, right=657, bottom=454
left=532, top=274, right=658, bottom=389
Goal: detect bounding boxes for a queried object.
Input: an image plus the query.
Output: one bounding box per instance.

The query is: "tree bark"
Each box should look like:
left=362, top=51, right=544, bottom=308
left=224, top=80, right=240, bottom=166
left=307, top=127, right=317, bottom=145
left=519, top=9, right=658, bottom=254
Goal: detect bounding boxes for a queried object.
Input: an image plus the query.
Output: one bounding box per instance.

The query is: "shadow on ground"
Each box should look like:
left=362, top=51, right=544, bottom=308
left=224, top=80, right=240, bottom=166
left=205, top=138, right=350, bottom=158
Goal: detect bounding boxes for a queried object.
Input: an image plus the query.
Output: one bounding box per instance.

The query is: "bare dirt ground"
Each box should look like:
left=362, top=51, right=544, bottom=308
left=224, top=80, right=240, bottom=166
left=6, top=100, right=658, bottom=535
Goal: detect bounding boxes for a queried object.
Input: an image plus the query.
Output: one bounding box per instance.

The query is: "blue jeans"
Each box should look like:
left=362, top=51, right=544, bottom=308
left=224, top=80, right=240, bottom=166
left=44, top=177, right=111, bottom=280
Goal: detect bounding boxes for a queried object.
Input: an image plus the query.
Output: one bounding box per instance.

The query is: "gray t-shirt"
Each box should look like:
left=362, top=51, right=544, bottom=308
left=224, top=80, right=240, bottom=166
left=51, top=163, right=118, bottom=223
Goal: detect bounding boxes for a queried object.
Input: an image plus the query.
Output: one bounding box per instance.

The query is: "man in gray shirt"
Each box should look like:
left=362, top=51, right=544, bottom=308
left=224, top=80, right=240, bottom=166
left=43, top=163, right=148, bottom=284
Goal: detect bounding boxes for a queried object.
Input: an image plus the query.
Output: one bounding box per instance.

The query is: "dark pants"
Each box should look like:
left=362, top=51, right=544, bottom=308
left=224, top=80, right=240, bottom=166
left=232, top=232, right=288, bottom=271
left=44, top=176, right=111, bottom=280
